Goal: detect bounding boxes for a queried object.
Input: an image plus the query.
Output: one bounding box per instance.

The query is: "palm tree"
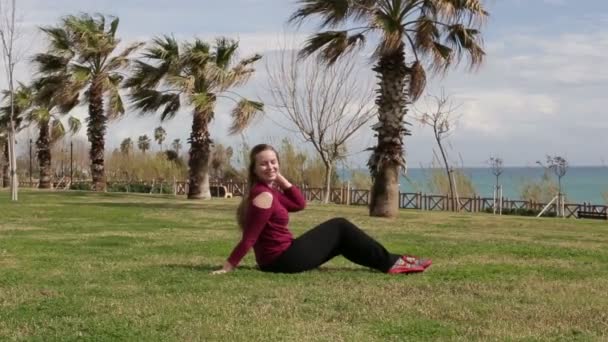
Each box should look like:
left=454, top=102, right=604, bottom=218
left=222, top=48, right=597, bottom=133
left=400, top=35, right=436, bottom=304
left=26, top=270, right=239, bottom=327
left=126, top=36, right=263, bottom=199
left=120, top=137, right=133, bottom=156
left=21, top=74, right=82, bottom=188
left=36, top=14, right=142, bottom=191
left=137, top=135, right=151, bottom=154
left=290, top=0, right=486, bottom=217
left=171, top=138, right=182, bottom=156
left=0, top=87, right=28, bottom=188
left=154, top=126, right=166, bottom=151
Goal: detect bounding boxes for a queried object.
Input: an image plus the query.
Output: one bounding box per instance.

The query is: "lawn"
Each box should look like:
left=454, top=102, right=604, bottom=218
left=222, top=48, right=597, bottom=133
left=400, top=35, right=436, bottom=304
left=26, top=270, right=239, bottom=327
left=1, top=190, right=607, bottom=341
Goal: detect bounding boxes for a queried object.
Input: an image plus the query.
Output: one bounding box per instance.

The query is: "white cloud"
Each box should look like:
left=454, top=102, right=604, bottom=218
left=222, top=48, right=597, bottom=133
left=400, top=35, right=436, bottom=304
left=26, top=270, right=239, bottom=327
left=4, top=1, right=608, bottom=166
left=495, top=32, right=608, bottom=85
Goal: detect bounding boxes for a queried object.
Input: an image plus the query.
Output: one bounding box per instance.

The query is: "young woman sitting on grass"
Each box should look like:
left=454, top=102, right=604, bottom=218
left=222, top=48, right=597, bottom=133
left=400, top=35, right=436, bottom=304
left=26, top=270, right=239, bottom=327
left=211, top=144, right=431, bottom=275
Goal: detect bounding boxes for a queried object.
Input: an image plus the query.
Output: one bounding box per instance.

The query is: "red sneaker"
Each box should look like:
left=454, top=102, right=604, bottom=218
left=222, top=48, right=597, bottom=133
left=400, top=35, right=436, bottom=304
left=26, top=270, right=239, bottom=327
left=402, top=255, right=432, bottom=269
left=387, top=259, right=425, bottom=274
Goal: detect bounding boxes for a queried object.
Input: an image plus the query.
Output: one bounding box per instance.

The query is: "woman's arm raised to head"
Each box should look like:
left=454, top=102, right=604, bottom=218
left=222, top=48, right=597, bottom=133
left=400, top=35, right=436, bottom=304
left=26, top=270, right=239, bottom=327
left=275, top=173, right=306, bottom=212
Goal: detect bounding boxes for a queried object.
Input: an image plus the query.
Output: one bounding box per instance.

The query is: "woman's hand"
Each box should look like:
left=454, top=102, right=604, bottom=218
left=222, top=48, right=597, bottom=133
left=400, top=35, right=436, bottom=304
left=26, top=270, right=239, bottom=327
left=274, top=172, right=293, bottom=190
left=211, top=261, right=234, bottom=275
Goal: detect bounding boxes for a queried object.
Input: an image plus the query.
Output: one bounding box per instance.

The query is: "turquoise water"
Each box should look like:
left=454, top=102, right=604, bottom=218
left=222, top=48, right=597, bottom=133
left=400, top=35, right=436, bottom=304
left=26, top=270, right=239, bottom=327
left=343, top=167, right=608, bottom=205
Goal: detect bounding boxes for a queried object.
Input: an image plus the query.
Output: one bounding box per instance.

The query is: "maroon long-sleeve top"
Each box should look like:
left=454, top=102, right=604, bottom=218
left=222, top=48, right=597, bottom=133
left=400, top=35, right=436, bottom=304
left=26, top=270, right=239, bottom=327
left=227, top=182, right=306, bottom=267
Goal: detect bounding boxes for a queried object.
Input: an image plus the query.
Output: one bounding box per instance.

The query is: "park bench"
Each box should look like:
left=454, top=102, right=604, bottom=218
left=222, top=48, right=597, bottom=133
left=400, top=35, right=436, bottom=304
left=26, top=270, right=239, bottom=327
left=577, top=210, right=607, bottom=220
left=210, top=185, right=233, bottom=198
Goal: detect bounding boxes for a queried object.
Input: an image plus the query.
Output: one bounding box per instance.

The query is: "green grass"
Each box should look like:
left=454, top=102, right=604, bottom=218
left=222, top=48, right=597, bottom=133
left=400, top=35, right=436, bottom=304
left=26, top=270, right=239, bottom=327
left=1, top=190, right=608, bottom=341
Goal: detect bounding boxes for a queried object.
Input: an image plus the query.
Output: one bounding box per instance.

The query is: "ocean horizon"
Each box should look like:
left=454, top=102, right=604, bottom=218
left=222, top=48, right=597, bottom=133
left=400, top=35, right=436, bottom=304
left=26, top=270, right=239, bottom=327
left=340, top=166, right=608, bottom=205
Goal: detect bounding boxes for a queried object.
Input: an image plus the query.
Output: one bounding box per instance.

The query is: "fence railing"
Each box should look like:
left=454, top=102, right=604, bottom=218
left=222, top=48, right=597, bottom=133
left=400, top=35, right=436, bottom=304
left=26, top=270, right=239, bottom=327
left=12, top=179, right=607, bottom=219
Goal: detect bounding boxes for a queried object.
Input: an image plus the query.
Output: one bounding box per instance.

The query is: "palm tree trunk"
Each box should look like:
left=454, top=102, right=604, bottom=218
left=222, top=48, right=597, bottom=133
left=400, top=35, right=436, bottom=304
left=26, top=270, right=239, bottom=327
left=368, top=46, right=408, bottom=218
left=1, top=141, right=8, bottom=188
left=187, top=109, right=213, bottom=199
left=87, top=80, right=107, bottom=191
left=37, top=122, right=52, bottom=189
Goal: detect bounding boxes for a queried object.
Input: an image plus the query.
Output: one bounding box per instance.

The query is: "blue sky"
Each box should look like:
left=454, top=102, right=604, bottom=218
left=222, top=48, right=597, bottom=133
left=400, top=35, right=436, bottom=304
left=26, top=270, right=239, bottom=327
left=6, top=0, right=608, bottom=167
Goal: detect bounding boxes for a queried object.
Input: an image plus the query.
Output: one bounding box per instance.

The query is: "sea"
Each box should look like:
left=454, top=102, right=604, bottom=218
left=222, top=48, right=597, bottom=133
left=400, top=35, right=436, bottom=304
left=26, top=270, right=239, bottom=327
left=341, top=166, right=608, bottom=205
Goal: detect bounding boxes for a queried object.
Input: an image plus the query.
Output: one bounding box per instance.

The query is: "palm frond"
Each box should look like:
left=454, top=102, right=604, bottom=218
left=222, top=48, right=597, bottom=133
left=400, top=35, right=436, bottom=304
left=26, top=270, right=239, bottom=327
left=129, top=88, right=181, bottom=119
left=165, top=74, right=195, bottom=93
left=435, top=0, right=488, bottom=26
left=39, top=26, right=73, bottom=54
left=105, top=41, right=144, bottom=71
left=58, top=93, right=80, bottom=113
left=50, top=119, right=66, bottom=142
left=444, top=24, right=485, bottom=70
left=55, top=81, right=82, bottom=113
left=181, top=40, right=211, bottom=71
left=144, top=35, right=180, bottom=61
left=409, top=61, right=426, bottom=101
left=190, top=92, right=214, bottom=114
left=289, top=0, right=350, bottom=28
left=67, top=116, right=82, bottom=134
left=28, top=107, right=51, bottom=124
left=213, top=37, right=239, bottom=69
left=106, top=79, right=125, bottom=120
left=299, top=31, right=365, bottom=64
left=124, top=60, right=168, bottom=89
left=31, top=53, right=71, bottom=75
left=218, top=53, right=262, bottom=90
left=2, top=84, right=34, bottom=116
left=228, top=99, right=264, bottom=134
left=109, top=16, right=119, bottom=38
left=63, top=13, right=118, bottom=63
left=373, top=4, right=407, bottom=56
left=70, top=63, right=93, bottom=83
left=160, top=93, right=181, bottom=121
left=413, top=16, right=440, bottom=55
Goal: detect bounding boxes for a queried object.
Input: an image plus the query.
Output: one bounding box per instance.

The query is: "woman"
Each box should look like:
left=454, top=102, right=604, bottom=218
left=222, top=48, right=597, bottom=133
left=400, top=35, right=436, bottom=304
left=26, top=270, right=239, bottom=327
left=212, top=144, right=431, bottom=275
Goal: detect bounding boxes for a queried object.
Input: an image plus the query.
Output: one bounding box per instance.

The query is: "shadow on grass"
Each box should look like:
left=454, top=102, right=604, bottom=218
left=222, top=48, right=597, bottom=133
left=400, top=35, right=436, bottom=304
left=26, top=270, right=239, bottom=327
left=163, top=263, right=378, bottom=274
left=163, top=263, right=258, bottom=272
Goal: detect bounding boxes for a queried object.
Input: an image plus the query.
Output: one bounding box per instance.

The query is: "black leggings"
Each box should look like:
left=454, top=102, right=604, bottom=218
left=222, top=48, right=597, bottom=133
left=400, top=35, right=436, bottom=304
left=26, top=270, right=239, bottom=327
left=260, top=217, right=400, bottom=273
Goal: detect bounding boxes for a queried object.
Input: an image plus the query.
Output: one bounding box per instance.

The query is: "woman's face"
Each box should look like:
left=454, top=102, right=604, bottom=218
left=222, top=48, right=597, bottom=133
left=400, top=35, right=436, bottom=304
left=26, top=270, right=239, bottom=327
left=254, top=149, right=279, bottom=184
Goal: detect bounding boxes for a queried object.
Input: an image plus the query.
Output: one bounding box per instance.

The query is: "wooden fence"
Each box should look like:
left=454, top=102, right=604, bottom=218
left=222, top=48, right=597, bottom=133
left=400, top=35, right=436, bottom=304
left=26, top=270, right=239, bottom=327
left=14, top=179, right=607, bottom=219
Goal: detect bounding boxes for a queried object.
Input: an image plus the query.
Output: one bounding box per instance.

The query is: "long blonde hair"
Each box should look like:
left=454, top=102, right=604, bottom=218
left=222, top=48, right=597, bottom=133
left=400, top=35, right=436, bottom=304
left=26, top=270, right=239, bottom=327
left=236, top=144, right=279, bottom=230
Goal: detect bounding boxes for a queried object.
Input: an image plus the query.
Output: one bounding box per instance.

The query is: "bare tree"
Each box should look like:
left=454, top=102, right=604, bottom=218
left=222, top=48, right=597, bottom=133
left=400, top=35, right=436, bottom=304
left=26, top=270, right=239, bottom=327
left=0, top=0, right=20, bottom=200
left=266, top=42, right=375, bottom=203
left=603, top=158, right=608, bottom=205
left=535, top=155, right=568, bottom=217
left=488, top=156, right=504, bottom=191
left=488, top=156, right=504, bottom=214
left=416, top=91, right=461, bottom=211
left=0, top=131, right=7, bottom=186
left=542, top=155, right=568, bottom=197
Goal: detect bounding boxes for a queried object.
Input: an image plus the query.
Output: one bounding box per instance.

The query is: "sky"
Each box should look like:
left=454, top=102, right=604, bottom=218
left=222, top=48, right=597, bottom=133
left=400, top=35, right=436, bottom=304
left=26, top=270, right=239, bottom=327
left=3, top=0, right=608, bottom=167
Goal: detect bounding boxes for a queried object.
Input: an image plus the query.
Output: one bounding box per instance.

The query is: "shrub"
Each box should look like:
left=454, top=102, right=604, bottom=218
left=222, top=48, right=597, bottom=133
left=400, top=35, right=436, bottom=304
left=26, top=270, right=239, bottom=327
left=70, top=182, right=92, bottom=191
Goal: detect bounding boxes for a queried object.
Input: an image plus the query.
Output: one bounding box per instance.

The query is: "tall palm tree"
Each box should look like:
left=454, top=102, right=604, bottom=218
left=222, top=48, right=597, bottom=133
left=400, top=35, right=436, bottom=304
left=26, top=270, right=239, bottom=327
left=120, top=137, right=133, bottom=156
left=0, top=86, right=28, bottom=188
left=290, top=0, right=486, bottom=217
left=126, top=36, right=263, bottom=199
left=36, top=14, right=142, bottom=191
left=154, top=126, right=166, bottom=151
left=24, top=82, right=81, bottom=188
left=171, top=138, right=182, bottom=156
left=137, top=135, right=151, bottom=154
